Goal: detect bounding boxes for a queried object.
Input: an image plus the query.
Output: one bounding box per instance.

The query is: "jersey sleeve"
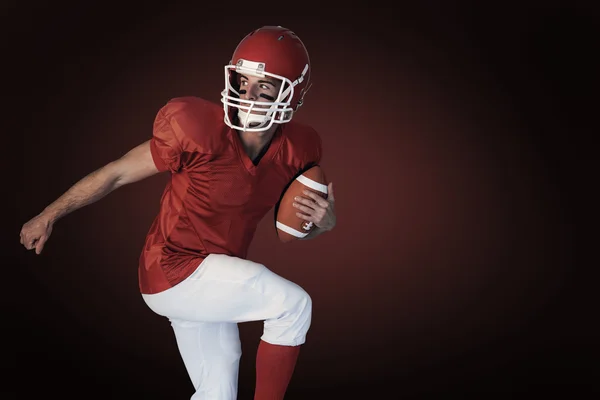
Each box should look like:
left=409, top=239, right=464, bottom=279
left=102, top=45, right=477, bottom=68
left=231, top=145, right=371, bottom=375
left=149, top=107, right=184, bottom=173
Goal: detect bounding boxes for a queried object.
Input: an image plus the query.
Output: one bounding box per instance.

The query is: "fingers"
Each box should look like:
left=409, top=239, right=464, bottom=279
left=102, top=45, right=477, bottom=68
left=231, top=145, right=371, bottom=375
left=293, top=195, right=315, bottom=211
left=299, top=190, right=329, bottom=208
left=20, top=228, right=41, bottom=252
left=293, top=183, right=336, bottom=232
left=292, top=201, right=314, bottom=214
left=295, top=211, right=312, bottom=221
left=35, top=237, right=46, bottom=254
left=293, top=201, right=325, bottom=225
left=25, top=238, right=37, bottom=250
left=293, top=199, right=316, bottom=218
left=19, top=226, right=29, bottom=246
left=295, top=210, right=322, bottom=225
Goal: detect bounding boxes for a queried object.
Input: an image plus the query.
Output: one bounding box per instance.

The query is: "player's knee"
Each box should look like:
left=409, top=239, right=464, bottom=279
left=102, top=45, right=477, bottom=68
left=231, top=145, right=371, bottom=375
left=300, top=290, right=312, bottom=317
left=287, top=286, right=312, bottom=321
left=262, top=285, right=313, bottom=346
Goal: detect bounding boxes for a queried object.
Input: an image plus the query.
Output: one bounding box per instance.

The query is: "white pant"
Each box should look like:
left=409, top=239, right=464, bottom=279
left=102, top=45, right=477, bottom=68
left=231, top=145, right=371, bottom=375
left=141, top=253, right=313, bottom=400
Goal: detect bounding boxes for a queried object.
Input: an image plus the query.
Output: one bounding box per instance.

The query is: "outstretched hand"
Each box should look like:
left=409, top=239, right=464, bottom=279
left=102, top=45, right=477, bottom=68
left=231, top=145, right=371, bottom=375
left=20, top=214, right=54, bottom=255
left=293, top=182, right=336, bottom=232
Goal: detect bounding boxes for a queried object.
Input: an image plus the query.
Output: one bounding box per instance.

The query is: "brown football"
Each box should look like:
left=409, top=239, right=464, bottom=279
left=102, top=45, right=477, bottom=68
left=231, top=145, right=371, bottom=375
left=275, top=165, right=328, bottom=242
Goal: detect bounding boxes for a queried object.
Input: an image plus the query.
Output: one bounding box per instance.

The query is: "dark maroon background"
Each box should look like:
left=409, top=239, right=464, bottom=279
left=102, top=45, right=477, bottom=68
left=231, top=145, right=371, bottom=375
left=5, top=1, right=594, bottom=399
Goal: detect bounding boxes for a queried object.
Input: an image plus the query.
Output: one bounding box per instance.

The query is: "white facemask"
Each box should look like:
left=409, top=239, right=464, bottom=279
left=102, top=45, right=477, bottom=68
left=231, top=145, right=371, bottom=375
left=237, top=108, right=271, bottom=129
left=221, top=59, right=309, bottom=132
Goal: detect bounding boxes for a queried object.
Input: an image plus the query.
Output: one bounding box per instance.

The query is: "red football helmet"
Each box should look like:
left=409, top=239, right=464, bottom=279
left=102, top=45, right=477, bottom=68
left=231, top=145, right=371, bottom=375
left=221, top=26, right=312, bottom=131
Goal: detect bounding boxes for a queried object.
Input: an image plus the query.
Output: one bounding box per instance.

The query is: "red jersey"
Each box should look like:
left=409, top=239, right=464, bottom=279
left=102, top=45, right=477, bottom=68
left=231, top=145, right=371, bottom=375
left=138, top=97, right=322, bottom=294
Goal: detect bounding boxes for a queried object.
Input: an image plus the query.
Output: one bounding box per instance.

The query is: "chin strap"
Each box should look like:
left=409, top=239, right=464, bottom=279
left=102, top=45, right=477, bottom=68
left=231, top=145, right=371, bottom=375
left=237, top=108, right=270, bottom=129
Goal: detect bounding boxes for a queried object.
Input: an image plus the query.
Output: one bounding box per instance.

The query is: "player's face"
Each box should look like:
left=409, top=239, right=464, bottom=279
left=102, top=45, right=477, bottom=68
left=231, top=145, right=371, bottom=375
left=238, top=74, right=283, bottom=114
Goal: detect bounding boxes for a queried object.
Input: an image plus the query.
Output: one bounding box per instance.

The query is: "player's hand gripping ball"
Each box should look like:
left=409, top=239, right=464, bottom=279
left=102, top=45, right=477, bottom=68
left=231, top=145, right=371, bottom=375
left=275, top=165, right=332, bottom=242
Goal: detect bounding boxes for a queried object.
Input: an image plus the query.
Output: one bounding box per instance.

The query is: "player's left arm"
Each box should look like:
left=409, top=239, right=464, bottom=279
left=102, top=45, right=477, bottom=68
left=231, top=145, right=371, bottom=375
left=294, top=182, right=336, bottom=240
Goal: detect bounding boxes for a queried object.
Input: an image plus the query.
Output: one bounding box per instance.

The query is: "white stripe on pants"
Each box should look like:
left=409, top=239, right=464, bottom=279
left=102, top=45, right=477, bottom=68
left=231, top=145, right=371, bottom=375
left=141, top=253, right=313, bottom=400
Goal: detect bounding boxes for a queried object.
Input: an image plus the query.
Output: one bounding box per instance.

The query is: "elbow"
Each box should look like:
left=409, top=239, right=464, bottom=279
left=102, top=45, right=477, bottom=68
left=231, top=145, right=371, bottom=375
left=113, top=176, right=126, bottom=190
left=103, top=161, right=126, bottom=191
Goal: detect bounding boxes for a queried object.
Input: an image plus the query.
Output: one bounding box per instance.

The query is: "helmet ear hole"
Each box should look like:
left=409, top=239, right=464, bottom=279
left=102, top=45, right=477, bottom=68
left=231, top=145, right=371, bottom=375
left=295, top=82, right=312, bottom=110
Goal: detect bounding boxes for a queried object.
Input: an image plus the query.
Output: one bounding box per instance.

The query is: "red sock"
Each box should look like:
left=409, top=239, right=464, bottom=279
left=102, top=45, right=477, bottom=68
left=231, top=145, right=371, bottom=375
left=254, top=340, right=301, bottom=400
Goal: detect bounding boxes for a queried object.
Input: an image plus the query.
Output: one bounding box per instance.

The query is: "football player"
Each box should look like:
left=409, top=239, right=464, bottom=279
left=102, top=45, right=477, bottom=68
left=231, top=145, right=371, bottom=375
left=19, top=26, right=337, bottom=400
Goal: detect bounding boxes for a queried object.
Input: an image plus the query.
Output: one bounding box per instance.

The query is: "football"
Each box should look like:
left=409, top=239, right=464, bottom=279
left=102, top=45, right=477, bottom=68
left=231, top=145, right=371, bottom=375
left=275, top=165, right=329, bottom=243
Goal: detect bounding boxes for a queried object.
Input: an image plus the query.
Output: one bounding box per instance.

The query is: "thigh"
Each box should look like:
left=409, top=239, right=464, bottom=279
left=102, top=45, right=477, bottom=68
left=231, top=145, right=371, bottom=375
left=170, top=319, right=242, bottom=363
left=142, top=253, right=307, bottom=324
left=170, top=319, right=241, bottom=353
left=170, top=320, right=241, bottom=399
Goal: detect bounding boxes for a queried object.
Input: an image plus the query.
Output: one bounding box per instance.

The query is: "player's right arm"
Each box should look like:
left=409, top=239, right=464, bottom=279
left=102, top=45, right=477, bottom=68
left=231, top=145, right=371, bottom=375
left=20, top=140, right=161, bottom=254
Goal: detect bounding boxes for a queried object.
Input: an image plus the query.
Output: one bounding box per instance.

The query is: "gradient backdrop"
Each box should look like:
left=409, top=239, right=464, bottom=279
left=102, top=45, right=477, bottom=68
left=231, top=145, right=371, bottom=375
left=5, top=1, right=594, bottom=399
